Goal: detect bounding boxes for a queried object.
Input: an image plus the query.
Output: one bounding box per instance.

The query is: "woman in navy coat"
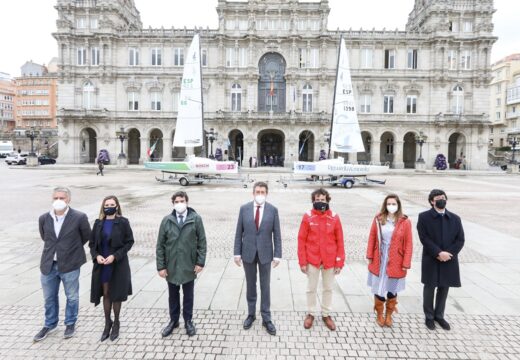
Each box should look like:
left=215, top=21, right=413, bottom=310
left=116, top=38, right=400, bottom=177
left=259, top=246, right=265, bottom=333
left=89, top=195, right=134, bottom=341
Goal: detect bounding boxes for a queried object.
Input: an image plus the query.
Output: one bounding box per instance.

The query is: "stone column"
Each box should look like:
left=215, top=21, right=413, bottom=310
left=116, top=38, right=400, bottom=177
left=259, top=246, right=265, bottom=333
left=371, top=141, right=381, bottom=165
left=163, top=137, right=172, bottom=161
left=393, top=141, right=405, bottom=169
left=140, top=136, right=148, bottom=164
left=349, top=152, right=358, bottom=164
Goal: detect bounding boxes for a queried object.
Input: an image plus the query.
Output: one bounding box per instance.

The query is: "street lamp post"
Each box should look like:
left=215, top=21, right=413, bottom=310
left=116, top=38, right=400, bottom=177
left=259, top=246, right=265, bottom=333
left=206, top=127, right=218, bottom=159
left=25, top=127, right=40, bottom=156
left=116, top=127, right=127, bottom=159
left=415, top=131, right=427, bottom=163
left=25, top=127, right=40, bottom=166
left=509, top=136, right=518, bottom=164
left=324, top=131, right=331, bottom=159
left=116, top=127, right=128, bottom=168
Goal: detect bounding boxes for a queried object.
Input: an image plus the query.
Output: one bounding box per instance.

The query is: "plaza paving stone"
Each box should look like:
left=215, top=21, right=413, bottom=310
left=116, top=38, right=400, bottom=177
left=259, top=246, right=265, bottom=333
left=0, top=163, right=519, bottom=359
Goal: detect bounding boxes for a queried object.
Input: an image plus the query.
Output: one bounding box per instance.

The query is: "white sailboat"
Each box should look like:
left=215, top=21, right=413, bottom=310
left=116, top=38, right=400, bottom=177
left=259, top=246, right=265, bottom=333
left=293, top=36, right=389, bottom=179
left=144, top=34, right=241, bottom=186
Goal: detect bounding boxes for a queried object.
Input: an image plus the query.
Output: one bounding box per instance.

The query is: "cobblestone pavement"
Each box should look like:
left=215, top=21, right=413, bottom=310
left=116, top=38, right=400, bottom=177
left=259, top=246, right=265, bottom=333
left=1, top=164, right=520, bottom=359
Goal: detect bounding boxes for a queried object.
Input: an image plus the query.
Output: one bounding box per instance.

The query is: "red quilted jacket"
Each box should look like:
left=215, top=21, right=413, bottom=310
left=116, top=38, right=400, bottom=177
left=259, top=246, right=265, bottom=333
left=366, top=213, right=413, bottom=278
left=297, top=209, right=345, bottom=269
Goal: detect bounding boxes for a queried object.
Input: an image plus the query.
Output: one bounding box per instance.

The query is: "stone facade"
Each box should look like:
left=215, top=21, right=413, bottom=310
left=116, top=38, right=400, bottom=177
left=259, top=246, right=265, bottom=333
left=54, top=0, right=496, bottom=169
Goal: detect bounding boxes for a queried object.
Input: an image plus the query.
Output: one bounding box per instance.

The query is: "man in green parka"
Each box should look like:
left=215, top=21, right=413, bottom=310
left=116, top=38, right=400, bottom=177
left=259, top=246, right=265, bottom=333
left=156, top=191, right=207, bottom=337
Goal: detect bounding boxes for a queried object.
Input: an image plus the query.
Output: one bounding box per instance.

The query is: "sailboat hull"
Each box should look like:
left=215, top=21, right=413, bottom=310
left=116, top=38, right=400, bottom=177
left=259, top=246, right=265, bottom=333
left=294, top=159, right=389, bottom=176
left=144, top=157, right=238, bottom=175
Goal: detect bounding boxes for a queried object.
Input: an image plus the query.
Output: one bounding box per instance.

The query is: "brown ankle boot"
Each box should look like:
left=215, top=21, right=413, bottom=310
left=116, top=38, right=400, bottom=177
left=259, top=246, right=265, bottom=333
left=374, top=297, right=385, bottom=327
left=384, top=297, right=398, bottom=327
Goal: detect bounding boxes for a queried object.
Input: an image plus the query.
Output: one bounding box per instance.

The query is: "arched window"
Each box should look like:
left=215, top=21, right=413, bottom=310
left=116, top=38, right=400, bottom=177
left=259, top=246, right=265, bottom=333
left=302, top=84, right=313, bottom=113
left=83, top=81, right=95, bottom=109
left=453, top=85, right=464, bottom=114
left=231, top=83, right=242, bottom=112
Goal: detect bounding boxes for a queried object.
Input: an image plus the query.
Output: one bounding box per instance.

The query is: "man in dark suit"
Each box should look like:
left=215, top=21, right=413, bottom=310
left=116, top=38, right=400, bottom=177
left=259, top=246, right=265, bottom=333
left=34, top=187, right=91, bottom=342
left=234, top=181, right=282, bottom=335
left=417, top=189, right=465, bottom=331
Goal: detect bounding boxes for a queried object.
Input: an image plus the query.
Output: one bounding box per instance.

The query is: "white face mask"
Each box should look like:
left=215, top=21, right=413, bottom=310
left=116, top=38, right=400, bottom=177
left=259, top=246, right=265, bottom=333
left=254, top=195, right=266, bottom=205
left=52, top=199, right=68, bottom=212
left=386, top=204, right=398, bottom=214
left=174, top=202, right=187, bottom=214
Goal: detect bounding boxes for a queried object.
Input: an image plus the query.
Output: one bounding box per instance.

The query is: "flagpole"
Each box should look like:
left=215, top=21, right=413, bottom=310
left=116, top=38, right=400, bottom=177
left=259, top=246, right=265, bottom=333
left=197, top=33, right=206, bottom=158
left=328, top=33, right=343, bottom=160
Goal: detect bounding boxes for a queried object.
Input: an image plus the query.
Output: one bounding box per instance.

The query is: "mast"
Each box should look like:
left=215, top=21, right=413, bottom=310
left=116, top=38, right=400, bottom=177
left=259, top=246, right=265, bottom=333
left=198, top=33, right=206, bottom=158
left=327, top=33, right=343, bottom=160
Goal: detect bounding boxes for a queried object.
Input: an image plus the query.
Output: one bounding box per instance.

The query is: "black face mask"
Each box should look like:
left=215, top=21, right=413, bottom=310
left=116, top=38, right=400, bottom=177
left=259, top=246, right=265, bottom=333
left=434, top=199, right=447, bottom=209
left=103, top=207, right=117, bottom=216
left=313, top=202, right=329, bottom=212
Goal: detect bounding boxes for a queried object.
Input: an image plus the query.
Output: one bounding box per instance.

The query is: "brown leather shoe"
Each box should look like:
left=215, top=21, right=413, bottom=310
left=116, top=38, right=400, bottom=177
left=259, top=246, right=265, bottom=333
left=303, top=314, right=314, bottom=329
left=322, top=316, right=336, bottom=331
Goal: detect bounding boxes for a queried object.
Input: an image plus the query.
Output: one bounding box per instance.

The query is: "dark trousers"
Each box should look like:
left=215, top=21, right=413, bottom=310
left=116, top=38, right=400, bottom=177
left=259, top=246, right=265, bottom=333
left=243, top=255, right=271, bottom=322
left=423, top=285, right=449, bottom=320
left=167, top=280, right=194, bottom=324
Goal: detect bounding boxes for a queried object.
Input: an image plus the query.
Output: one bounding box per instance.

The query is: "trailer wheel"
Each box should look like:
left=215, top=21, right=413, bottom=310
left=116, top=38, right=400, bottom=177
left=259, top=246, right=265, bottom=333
left=343, top=180, right=354, bottom=189
left=179, top=177, right=189, bottom=186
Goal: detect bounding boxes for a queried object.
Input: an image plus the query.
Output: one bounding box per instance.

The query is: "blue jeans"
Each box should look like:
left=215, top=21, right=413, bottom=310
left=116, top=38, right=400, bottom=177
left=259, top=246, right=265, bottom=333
left=40, top=262, right=80, bottom=328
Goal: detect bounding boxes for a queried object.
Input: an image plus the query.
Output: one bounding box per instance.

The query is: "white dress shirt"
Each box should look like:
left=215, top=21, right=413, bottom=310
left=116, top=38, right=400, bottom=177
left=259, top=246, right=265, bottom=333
left=50, top=207, right=69, bottom=261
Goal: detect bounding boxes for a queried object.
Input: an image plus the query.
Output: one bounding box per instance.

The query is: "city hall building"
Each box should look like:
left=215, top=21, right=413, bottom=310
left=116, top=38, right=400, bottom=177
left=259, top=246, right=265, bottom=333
left=54, top=0, right=496, bottom=169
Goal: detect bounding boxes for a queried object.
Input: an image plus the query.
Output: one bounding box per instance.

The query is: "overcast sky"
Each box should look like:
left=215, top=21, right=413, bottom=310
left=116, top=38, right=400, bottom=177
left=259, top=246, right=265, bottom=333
left=1, top=0, right=519, bottom=77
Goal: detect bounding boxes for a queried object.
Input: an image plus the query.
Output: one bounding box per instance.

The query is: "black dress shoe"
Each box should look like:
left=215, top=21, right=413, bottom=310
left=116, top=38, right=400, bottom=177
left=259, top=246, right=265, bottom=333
left=110, top=320, right=120, bottom=341
left=243, top=315, right=256, bottom=330
left=161, top=320, right=179, bottom=337
left=425, top=319, right=436, bottom=330
left=100, top=319, right=113, bottom=342
left=185, top=320, right=196, bottom=337
left=434, top=318, right=451, bottom=331
left=262, top=321, right=276, bottom=336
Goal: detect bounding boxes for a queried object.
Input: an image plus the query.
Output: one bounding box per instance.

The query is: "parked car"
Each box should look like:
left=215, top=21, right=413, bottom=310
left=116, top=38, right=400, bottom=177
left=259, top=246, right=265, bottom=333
left=97, top=149, right=110, bottom=165
left=5, top=153, right=28, bottom=165
left=38, top=155, right=56, bottom=165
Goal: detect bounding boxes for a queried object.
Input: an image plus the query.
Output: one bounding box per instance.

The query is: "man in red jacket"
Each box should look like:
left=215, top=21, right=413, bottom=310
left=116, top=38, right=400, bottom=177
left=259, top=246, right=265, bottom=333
left=297, top=188, right=345, bottom=331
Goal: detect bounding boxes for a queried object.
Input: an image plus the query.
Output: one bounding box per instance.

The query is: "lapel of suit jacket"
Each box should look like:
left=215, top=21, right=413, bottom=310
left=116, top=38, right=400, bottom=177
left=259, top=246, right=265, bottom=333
left=258, top=202, right=270, bottom=232
left=58, top=208, right=74, bottom=240
left=46, top=213, right=58, bottom=240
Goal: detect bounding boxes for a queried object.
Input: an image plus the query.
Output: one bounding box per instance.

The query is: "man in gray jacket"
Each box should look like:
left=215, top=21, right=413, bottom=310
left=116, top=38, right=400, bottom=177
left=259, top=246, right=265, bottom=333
left=234, top=181, right=282, bottom=335
left=34, top=187, right=91, bottom=342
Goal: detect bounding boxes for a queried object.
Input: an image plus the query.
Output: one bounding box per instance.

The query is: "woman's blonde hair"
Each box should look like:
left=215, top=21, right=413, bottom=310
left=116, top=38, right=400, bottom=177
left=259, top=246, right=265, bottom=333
left=379, top=193, right=403, bottom=225
left=98, top=195, right=122, bottom=220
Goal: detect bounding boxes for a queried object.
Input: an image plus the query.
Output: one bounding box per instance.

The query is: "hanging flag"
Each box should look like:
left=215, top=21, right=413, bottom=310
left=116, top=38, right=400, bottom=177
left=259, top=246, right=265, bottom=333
left=147, top=139, right=159, bottom=158
left=269, top=78, right=274, bottom=97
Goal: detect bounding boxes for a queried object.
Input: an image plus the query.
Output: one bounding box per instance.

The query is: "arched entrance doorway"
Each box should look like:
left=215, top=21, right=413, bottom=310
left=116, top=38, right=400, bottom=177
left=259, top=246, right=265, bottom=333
left=258, top=53, right=287, bottom=112
left=128, top=128, right=140, bottom=164
left=228, top=129, right=244, bottom=165
left=258, top=129, right=285, bottom=166
left=298, top=130, right=314, bottom=161
left=149, top=129, right=163, bottom=161
left=358, top=131, right=372, bottom=163
left=403, top=132, right=417, bottom=169
left=448, top=132, right=466, bottom=168
left=171, top=130, right=187, bottom=160
left=80, top=127, right=97, bottom=163
left=380, top=132, right=395, bottom=168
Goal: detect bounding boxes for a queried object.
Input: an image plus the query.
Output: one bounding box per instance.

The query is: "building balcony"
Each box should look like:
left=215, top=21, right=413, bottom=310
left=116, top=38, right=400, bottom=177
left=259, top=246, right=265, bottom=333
left=507, top=85, right=520, bottom=105
left=506, top=112, right=520, bottom=120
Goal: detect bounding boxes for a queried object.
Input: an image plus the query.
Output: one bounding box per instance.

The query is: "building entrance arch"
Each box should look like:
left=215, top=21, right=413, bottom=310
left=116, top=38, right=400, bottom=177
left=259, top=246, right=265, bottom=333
left=258, top=129, right=285, bottom=166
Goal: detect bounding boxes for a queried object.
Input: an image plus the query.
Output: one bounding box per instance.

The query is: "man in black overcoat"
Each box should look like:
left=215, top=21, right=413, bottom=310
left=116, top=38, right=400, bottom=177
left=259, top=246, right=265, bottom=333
left=417, top=189, right=465, bottom=331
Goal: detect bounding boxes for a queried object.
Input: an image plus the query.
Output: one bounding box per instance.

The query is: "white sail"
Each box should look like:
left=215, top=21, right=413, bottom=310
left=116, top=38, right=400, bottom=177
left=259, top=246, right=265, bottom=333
left=330, top=38, right=365, bottom=153
left=173, top=34, right=203, bottom=148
